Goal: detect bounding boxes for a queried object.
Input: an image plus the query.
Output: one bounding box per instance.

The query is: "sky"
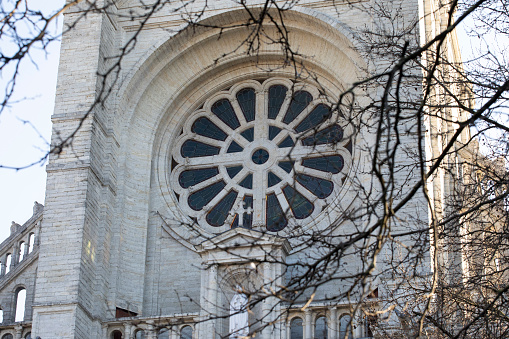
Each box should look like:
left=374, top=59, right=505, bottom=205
left=0, top=1, right=63, bottom=242
left=0, top=2, right=493, bottom=243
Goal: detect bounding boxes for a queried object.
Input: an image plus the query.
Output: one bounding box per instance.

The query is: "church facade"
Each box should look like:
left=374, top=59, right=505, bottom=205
left=0, top=0, right=471, bottom=338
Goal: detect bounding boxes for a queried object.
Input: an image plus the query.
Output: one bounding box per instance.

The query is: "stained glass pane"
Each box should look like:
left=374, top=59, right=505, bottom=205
left=301, top=124, right=343, bottom=146
left=268, top=172, right=282, bottom=187
left=180, top=326, right=193, bottom=339
left=278, top=136, right=295, bottom=148
left=231, top=195, right=253, bottom=229
left=206, top=190, right=238, bottom=226
left=179, top=167, right=219, bottom=188
left=282, top=91, right=313, bottom=124
left=296, top=174, right=334, bottom=198
left=191, top=117, right=227, bottom=141
left=236, top=88, right=256, bottom=122
left=211, top=99, right=241, bottom=130
left=302, top=155, right=344, bottom=174
left=290, top=318, right=304, bottom=339
left=269, top=125, right=282, bottom=140
left=181, top=140, right=220, bottom=158
left=294, top=104, right=331, bottom=133
left=268, top=85, right=288, bottom=119
left=239, top=174, right=253, bottom=189
left=240, top=128, right=254, bottom=142
left=266, top=193, right=288, bottom=231
left=227, top=141, right=244, bottom=153
left=315, top=317, right=328, bottom=339
left=278, top=161, right=294, bottom=173
left=227, top=166, right=243, bottom=178
left=282, top=185, right=314, bottom=219
left=188, top=181, right=226, bottom=211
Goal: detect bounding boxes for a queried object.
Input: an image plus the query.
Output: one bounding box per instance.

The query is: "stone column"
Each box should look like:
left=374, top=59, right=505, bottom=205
left=169, top=326, right=178, bottom=339
left=14, top=325, right=23, bottom=339
left=124, top=323, right=134, bottom=339
left=304, top=309, right=312, bottom=339
left=0, top=260, right=5, bottom=276
left=101, top=324, right=108, bottom=339
left=329, top=307, right=337, bottom=339
left=146, top=321, right=156, bottom=339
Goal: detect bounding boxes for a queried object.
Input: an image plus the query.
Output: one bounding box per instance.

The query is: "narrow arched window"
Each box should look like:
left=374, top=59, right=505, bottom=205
left=290, top=317, right=303, bottom=339
left=24, top=333, right=31, bottom=339
left=18, top=242, right=25, bottom=262
left=28, top=233, right=35, bottom=254
left=180, top=326, right=192, bottom=339
left=135, top=330, right=145, bottom=339
left=157, top=328, right=169, bottom=339
left=110, top=330, right=122, bottom=339
left=315, top=316, right=328, bottom=339
left=339, top=315, right=352, bottom=339
left=1, top=334, right=13, bottom=339
left=15, top=288, right=26, bottom=322
left=5, top=254, right=11, bottom=274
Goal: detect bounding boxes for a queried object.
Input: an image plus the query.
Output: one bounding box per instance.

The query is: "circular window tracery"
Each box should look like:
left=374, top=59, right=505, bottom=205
left=170, top=78, right=353, bottom=233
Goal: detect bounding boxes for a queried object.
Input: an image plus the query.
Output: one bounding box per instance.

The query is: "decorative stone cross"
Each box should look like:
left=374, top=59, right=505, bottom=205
left=230, top=200, right=253, bottom=228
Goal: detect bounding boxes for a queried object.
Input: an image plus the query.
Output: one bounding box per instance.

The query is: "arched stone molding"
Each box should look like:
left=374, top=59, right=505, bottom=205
left=111, top=5, right=371, bottom=316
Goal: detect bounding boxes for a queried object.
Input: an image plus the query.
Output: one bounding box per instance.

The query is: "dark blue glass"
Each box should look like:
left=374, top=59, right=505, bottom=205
left=282, top=91, right=313, bottom=124
left=252, top=149, right=269, bottom=164
left=239, top=174, right=253, bottom=189
left=181, top=140, right=220, bottom=158
left=211, top=99, right=241, bottom=130
left=266, top=193, right=288, bottom=231
left=206, top=190, right=238, bottom=226
left=278, top=161, right=294, bottom=173
left=294, top=104, right=331, bottom=133
left=191, top=117, right=227, bottom=141
left=302, top=155, right=344, bottom=174
left=188, top=181, right=226, bottom=211
left=240, top=128, right=254, bottom=142
left=296, top=174, right=334, bottom=198
left=268, top=172, right=282, bottom=187
left=268, top=85, right=288, bottom=119
left=282, top=185, right=314, bottom=219
left=179, top=167, right=219, bottom=188
left=226, top=166, right=243, bottom=178
left=346, top=140, right=353, bottom=154
left=236, top=88, right=256, bottom=122
left=227, top=141, right=243, bottom=153
left=278, top=136, right=295, bottom=148
left=231, top=195, right=253, bottom=229
left=301, top=124, right=343, bottom=146
left=268, top=125, right=281, bottom=140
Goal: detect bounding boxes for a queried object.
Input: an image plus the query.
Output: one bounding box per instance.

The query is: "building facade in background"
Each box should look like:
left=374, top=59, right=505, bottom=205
left=0, top=1, right=478, bottom=338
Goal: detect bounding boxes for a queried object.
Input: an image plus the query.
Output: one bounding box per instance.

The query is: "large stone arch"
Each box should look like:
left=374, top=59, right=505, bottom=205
left=111, top=7, right=369, bottom=314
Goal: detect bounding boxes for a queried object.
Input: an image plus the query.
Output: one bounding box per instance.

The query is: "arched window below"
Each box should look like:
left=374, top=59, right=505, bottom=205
left=2, top=334, right=13, bottom=339
left=18, top=242, right=25, bottom=262
left=315, top=316, right=328, bottom=339
left=15, top=288, right=26, bottom=322
left=135, top=330, right=145, bottom=339
left=180, top=326, right=192, bottom=339
left=157, top=328, right=169, bottom=339
left=339, top=315, right=352, bottom=339
left=28, top=233, right=35, bottom=254
left=290, top=317, right=303, bottom=339
left=24, top=333, right=31, bottom=339
left=110, top=330, right=122, bottom=339
left=5, top=254, right=12, bottom=274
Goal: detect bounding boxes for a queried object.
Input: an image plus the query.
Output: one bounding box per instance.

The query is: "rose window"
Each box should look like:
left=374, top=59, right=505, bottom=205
left=170, top=78, right=353, bottom=233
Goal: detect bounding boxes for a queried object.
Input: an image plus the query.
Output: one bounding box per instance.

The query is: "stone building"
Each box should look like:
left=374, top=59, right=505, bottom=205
left=0, top=0, right=472, bottom=338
